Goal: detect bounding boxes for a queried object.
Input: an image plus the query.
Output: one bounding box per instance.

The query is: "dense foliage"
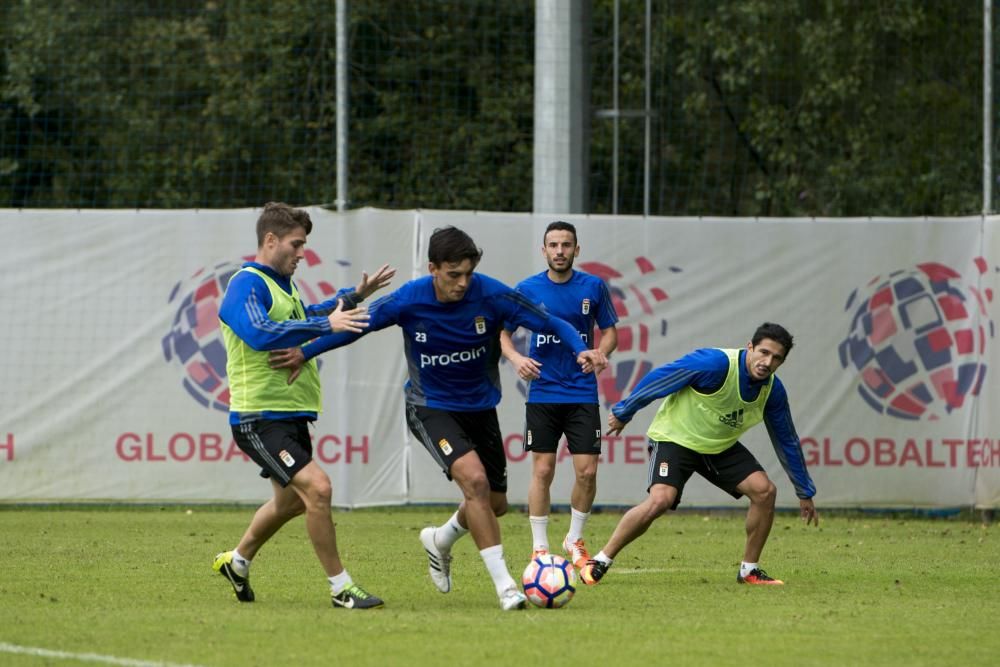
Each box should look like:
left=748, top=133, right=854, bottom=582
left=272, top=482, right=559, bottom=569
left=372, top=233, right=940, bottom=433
left=0, top=1, right=991, bottom=214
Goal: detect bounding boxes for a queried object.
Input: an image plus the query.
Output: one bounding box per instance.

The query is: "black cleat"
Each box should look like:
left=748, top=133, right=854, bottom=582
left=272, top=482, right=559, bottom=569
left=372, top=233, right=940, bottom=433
left=332, top=583, right=385, bottom=609
left=213, top=551, right=255, bottom=602
left=737, top=567, right=784, bottom=585
left=580, top=558, right=610, bottom=586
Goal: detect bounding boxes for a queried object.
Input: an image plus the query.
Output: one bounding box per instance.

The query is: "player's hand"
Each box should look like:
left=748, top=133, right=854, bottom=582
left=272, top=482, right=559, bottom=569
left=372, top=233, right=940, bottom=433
left=799, top=498, right=819, bottom=526
left=269, top=347, right=306, bottom=385
left=509, top=353, right=541, bottom=381
left=577, top=349, right=608, bottom=375
left=356, top=263, right=396, bottom=299
left=328, top=299, right=370, bottom=333
left=607, top=413, right=627, bottom=437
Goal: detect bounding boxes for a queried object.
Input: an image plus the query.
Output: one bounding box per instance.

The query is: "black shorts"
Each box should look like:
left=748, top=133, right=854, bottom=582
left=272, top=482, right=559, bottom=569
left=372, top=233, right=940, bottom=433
left=524, top=403, right=602, bottom=455
left=646, top=440, right=765, bottom=509
left=232, top=419, right=313, bottom=487
left=406, top=404, right=507, bottom=493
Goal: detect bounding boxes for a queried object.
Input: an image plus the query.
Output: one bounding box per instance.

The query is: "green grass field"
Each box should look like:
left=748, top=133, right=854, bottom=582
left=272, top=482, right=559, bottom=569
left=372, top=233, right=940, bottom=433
left=1, top=505, right=997, bottom=667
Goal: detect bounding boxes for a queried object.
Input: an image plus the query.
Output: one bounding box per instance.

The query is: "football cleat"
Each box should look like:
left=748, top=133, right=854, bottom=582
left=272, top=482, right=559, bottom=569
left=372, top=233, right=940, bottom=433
left=579, top=558, right=609, bottom=586
left=213, top=551, right=255, bottom=602
left=737, top=567, right=784, bottom=585
left=331, top=583, right=385, bottom=609
left=498, top=586, right=527, bottom=611
left=531, top=548, right=549, bottom=560
left=420, top=527, right=453, bottom=593
left=562, top=537, right=591, bottom=570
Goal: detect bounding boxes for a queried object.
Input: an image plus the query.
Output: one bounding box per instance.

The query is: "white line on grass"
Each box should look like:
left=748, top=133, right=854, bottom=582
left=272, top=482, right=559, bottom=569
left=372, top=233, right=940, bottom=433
left=0, top=642, right=207, bottom=667
left=613, top=567, right=668, bottom=575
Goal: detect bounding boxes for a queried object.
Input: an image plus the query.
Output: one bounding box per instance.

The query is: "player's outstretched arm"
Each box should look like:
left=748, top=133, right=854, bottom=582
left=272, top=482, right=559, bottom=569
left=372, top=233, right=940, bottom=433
left=328, top=299, right=370, bottom=333
left=355, top=263, right=396, bottom=300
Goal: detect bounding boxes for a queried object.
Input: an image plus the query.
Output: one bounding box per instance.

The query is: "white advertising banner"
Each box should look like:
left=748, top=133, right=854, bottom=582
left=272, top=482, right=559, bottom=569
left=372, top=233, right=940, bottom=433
left=1, top=208, right=998, bottom=509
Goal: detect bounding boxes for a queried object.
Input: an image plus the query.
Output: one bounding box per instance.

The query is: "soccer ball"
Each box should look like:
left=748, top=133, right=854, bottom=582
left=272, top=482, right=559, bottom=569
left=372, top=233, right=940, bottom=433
left=521, top=554, right=577, bottom=608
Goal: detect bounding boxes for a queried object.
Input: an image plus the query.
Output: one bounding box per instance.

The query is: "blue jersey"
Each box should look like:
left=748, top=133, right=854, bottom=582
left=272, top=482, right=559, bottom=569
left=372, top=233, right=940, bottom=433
left=303, top=273, right=589, bottom=412
left=509, top=270, right=618, bottom=403
left=612, top=347, right=816, bottom=499
left=218, top=261, right=360, bottom=424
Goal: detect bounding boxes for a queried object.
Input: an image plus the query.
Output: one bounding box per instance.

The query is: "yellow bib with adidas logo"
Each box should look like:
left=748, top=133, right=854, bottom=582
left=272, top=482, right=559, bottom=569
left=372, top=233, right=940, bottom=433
left=646, top=348, right=771, bottom=454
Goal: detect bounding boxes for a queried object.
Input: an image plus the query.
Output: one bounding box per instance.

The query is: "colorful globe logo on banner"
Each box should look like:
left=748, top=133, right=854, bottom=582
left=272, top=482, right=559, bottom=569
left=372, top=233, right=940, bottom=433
left=508, top=257, right=679, bottom=407
left=838, top=259, right=995, bottom=420
left=161, top=251, right=342, bottom=411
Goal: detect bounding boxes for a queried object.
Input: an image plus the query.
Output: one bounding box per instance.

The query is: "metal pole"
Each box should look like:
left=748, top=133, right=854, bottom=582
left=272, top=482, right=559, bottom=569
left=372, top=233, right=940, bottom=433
left=533, top=1, right=589, bottom=213
left=643, top=0, right=651, bottom=216
left=985, top=0, right=993, bottom=214
left=612, top=0, right=620, bottom=215
left=335, top=0, right=349, bottom=211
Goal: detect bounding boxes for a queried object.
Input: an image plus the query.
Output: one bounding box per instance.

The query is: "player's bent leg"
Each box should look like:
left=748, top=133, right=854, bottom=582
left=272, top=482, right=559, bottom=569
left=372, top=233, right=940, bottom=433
left=237, top=481, right=305, bottom=559
left=289, top=462, right=345, bottom=576
left=451, top=454, right=522, bottom=607
left=581, top=485, right=676, bottom=586
left=735, top=471, right=782, bottom=585
left=450, top=453, right=502, bottom=549
left=213, top=481, right=303, bottom=603
left=489, top=490, right=509, bottom=518
left=737, top=471, right=777, bottom=564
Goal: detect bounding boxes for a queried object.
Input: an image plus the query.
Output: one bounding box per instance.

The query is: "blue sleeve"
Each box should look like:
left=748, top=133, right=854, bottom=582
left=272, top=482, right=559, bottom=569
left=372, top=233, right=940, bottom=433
left=500, top=291, right=587, bottom=356
left=611, top=348, right=729, bottom=423
left=301, top=290, right=401, bottom=360
left=304, top=287, right=363, bottom=317
left=219, top=271, right=333, bottom=351
left=763, top=378, right=816, bottom=499
left=594, top=280, right=619, bottom=330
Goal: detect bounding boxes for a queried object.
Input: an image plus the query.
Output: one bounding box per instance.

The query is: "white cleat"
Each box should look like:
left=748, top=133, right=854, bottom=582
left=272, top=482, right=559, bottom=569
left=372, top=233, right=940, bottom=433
left=420, top=527, right=453, bottom=593
left=498, top=586, right=527, bottom=611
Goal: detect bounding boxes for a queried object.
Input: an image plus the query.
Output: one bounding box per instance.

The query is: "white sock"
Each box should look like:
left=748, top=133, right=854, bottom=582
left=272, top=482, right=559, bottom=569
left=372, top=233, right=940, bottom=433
left=231, top=549, right=251, bottom=577
left=740, top=562, right=759, bottom=577
left=479, top=544, right=516, bottom=595
left=529, top=515, right=549, bottom=551
left=328, top=569, right=353, bottom=594
left=435, top=511, right=468, bottom=552
left=594, top=551, right=613, bottom=566
left=566, top=507, right=590, bottom=544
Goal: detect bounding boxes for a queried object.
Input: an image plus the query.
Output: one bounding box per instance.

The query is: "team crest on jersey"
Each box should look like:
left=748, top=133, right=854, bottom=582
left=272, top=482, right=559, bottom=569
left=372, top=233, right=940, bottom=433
left=581, top=298, right=591, bottom=315
left=658, top=461, right=669, bottom=477
left=474, top=316, right=486, bottom=334
left=279, top=449, right=296, bottom=467
left=438, top=438, right=453, bottom=455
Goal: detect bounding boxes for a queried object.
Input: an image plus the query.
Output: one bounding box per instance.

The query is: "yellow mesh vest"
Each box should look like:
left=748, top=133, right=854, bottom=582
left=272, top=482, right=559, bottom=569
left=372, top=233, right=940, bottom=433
left=646, top=349, right=771, bottom=453
left=220, top=267, right=322, bottom=413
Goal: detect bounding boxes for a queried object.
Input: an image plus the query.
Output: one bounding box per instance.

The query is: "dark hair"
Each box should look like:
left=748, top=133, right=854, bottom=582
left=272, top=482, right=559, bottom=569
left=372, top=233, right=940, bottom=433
left=544, top=220, right=578, bottom=245
left=428, top=226, right=483, bottom=266
left=752, top=322, right=794, bottom=353
left=256, top=202, right=312, bottom=246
